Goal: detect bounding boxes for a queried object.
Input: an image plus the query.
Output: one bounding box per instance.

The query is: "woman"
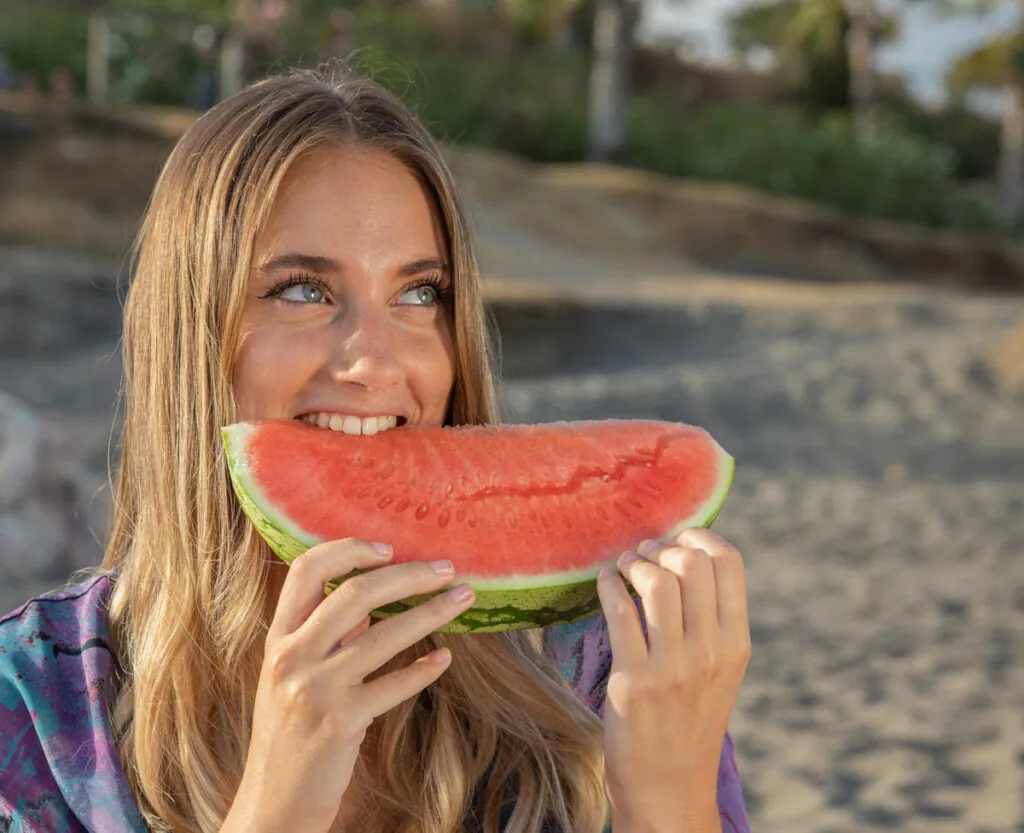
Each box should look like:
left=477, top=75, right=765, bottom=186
left=0, top=68, right=752, bottom=833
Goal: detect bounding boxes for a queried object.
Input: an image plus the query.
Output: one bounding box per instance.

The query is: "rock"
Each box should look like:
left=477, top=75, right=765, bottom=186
left=0, top=393, right=106, bottom=579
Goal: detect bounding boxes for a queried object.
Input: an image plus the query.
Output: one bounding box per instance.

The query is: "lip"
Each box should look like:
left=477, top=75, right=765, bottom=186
left=294, top=408, right=410, bottom=425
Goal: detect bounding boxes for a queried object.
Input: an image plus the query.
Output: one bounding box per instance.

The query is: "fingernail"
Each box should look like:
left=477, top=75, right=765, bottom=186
left=429, top=560, right=455, bottom=575
left=431, top=647, right=452, bottom=665
left=598, top=567, right=615, bottom=581
left=445, top=584, right=474, bottom=604
left=619, top=550, right=640, bottom=565
left=637, top=539, right=658, bottom=556
left=371, top=542, right=393, bottom=557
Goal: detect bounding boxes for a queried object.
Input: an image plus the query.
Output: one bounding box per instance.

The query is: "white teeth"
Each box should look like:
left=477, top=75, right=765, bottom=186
left=300, top=413, right=401, bottom=435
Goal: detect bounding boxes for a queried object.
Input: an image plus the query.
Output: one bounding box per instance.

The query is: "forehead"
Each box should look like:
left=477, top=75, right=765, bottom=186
left=256, top=144, right=445, bottom=258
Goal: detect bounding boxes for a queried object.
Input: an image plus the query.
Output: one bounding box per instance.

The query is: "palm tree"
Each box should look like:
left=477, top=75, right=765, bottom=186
left=845, top=0, right=878, bottom=139
left=587, top=0, right=640, bottom=162
left=726, top=0, right=897, bottom=135
left=945, top=11, right=1024, bottom=227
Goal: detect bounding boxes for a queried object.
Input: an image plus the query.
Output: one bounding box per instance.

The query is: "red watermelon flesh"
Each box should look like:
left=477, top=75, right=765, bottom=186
left=223, top=419, right=734, bottom=633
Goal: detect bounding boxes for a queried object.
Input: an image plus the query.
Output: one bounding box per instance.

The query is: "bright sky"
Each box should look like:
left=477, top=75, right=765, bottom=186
left=639, top=0, right=1020, bottom=109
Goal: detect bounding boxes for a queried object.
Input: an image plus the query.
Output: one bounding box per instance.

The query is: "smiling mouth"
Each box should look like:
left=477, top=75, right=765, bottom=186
left=295, top=412, right=408, bottom=436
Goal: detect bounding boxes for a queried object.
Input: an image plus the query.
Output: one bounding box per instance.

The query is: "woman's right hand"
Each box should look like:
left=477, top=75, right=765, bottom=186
left=222, top=538, right=476, bottom=833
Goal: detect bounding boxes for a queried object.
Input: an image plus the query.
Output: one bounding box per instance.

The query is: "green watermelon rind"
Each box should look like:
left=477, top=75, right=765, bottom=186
left=222, top=422, right=735, bottom=634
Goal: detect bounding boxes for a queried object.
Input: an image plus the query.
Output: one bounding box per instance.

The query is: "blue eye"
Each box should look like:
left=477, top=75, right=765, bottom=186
left=398, top=283, right=441, bottom=306
left=278, top=282, right=326, bottom=303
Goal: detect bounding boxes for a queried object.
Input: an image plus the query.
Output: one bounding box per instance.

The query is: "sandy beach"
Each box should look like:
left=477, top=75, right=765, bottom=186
left=2, top=111, right=1023, bottom=831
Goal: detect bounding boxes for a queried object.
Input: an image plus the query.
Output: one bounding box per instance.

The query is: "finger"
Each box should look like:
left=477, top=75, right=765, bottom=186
left=356, top=646, right=454, bottom=718
left=616, top=550, right=684, bottom=666
left=338, top=615, right=372, bottom=648
left=596, top=566, right=647, bottom=672
left=677, top=528, right=749, bottom=634
left=270, top=539, right=395, bottom=638
left=655, top=545, right=718, bottom=643
left=327, top=583, right=476, bottom=681
left=302, top=560, right=461, bottom=658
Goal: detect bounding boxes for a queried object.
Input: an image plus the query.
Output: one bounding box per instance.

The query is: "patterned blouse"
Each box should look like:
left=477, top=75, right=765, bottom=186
left=0, top=573, right=750, bottom=831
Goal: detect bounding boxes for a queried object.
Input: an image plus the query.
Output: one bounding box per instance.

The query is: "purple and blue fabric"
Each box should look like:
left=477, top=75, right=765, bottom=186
left=0, top=574, right=750, bottom=831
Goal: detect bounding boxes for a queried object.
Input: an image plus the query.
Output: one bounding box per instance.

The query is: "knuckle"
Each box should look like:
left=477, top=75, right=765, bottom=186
left=716, top=544, right=744, bottom=567
left=282, top=673, right=318, bottom=709
left=362, top=613, right=399, bottom=649
left=694, top=643, right=719, bottom=673
left=675, top=527, right=710, bottom=547
left=734, top=632, right=753, bottom=665
left=289, top=550, right=316, bottom=579
left=607, top=675, right=646, bottom=709
left=335, top=572, right=374, bottom=605
left=647, top=569, right=679, bottom=598
left=266, top=640, right=300, bottom=681
left=663, top=545, right=708, bottom=574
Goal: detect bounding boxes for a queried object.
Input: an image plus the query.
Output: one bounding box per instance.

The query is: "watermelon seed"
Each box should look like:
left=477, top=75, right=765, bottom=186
left=438, top=509, right=450, bottom=528
left=456, top=508, right=466, bottom=522
left=507, top=514, right=518, bottom=528
left=614, top=502, right=631, bottom=517
left=601, top=475, right=610, bottom=482
left=628, top=496, right=644, bottom=509
left=395, top=498, right=410, bottom=513
left=562, top=515, right=572, bottom=529
left=467, top=510, right=477, bottom=528
left=596, top=507, right=609, bottom=521
left=415, top=503, right=431, bottom=520
left=377, top=495, right=393, bottom=509
left=445, top=483, right=453, bottom=496
left=356, top=487, right=372, bottom=499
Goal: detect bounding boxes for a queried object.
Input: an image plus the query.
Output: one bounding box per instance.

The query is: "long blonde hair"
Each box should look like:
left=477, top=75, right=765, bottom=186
left=99, top=67, right=608, bottom=833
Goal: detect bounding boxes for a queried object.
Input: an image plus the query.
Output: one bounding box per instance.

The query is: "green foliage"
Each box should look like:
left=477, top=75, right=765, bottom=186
left=0, top=4, right=219, bottom=106
left=725, top=0, right=899, bottom=112
left=0, top=2, right=1004, bottom=233
left=0, top=6, right=89, bottom=91
left=625, top=99, right=1002, bottom=230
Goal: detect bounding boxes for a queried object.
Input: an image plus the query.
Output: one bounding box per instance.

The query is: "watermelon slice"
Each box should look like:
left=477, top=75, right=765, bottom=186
left=222, top=419, right=734, bottom=633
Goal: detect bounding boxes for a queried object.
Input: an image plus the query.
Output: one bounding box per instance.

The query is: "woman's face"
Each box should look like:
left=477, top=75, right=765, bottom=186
left=233, top=145, right=456, bottom=433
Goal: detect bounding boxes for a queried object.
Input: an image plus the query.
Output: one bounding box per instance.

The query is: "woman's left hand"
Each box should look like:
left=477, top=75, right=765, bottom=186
left=596, top=528, right=751, bottom=833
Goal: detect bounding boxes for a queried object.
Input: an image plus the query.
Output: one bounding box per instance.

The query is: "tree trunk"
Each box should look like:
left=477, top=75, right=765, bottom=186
left=1001, top=0, right=1024, bottom=228
left=587, top=0, right=636, bottom=164
left=845, top=0, right=875, bottom=141
left=86, top=11, right=110, bottom=106
left=1000, top=79, right=1024, bottom=228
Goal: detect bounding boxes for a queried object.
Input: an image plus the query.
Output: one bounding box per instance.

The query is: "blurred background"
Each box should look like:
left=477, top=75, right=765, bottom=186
left=2, top=0, right=1024, bottom=830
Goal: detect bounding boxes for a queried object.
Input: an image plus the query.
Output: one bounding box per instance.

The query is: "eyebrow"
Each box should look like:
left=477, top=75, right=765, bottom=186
left=257, top=253, right=449, bottom=278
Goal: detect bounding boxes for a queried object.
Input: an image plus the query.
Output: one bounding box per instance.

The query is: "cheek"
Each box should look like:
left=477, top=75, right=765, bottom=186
left=402, top=320, right=456, bottom=421
left=233, top=324, right=319, bottom=420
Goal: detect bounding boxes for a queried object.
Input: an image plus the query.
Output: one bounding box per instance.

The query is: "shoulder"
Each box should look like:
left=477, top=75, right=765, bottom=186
left=0, top=573, right=144, bottom=831
left=0, top=572, right=119, bottom=692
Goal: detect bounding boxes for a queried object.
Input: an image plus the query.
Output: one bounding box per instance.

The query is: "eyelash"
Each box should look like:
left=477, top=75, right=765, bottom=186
left=261, top=273, right=451, bottom=305
left=405, top=274, right=451, bottom=304
left=260, top=273, right=330, bottom=301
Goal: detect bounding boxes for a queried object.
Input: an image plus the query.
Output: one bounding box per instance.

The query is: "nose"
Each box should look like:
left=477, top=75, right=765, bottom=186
left=325, top=303, right=403, bottom=391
